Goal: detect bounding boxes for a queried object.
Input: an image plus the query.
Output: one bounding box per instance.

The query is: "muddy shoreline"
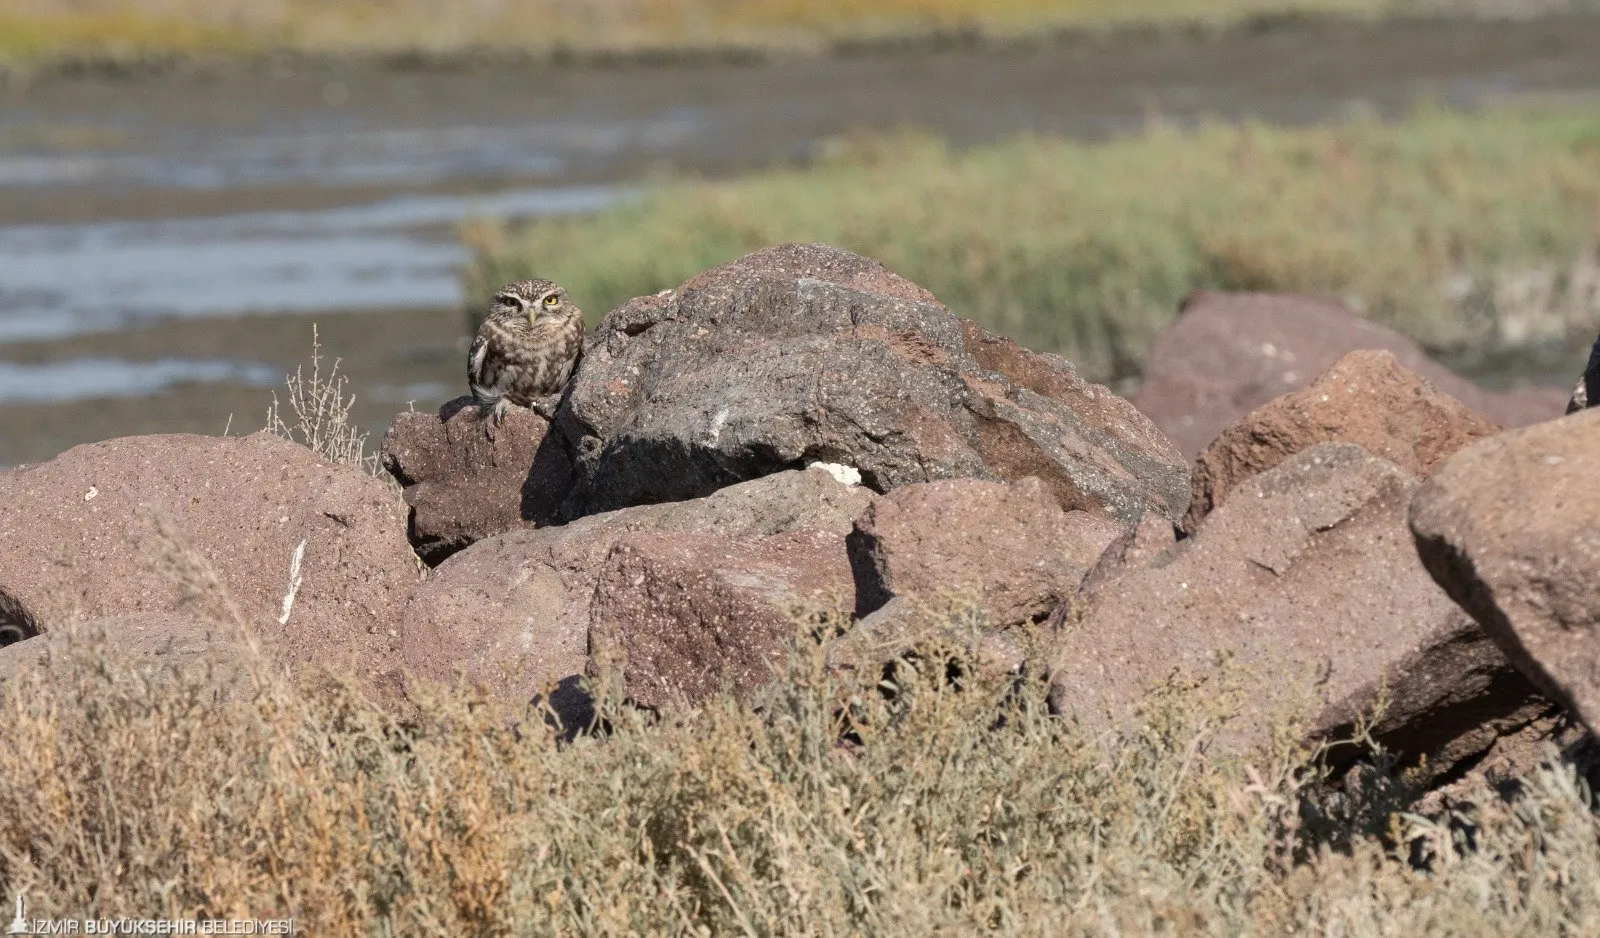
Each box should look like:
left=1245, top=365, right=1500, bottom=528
left=3, top=10, right=1599, bottom=467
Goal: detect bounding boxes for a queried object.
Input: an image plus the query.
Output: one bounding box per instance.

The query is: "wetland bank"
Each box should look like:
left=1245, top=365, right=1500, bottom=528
left=2, top=9, right=1600, bottom=466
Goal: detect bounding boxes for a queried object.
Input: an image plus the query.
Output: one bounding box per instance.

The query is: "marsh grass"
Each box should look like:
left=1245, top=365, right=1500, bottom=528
left=0, top=1, right=1472, bottom=66
left=0, top=601, right=1596, bottom=934
left=467, top=106, right=1600, bottom=387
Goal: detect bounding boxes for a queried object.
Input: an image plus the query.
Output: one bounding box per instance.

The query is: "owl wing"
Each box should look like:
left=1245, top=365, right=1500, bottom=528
left=467, top=330, right=506, bottom=404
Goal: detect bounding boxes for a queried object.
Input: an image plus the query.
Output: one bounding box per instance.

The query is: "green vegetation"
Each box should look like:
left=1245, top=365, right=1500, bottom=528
left=467, top=106, right=1600, bottom=385
left=0, top=1, right=1573, bottom=67
left=1, top=612, right=1596, bottom=934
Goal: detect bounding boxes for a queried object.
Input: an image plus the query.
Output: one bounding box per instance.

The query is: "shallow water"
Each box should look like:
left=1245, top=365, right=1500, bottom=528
left=3, top=14, right=1600, bottom=465
left=0, top=185, right=621, bottom=342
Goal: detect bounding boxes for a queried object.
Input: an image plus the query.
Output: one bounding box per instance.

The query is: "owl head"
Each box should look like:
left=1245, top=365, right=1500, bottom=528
left=486, top=279, right=575, bottom=325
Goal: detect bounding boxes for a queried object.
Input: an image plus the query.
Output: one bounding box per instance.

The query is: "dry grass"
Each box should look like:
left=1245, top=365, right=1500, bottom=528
left=0, top=0, right=1588, bottom=65
left=264, top=324, right=380, bottom=475
left=0, top=602, right=1596, bottom=934
left=468, top=105, right=1600, bottom=386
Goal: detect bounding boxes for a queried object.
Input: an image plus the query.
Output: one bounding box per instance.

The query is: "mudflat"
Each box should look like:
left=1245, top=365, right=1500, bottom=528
left=2, top=13, right=1598, bottom=466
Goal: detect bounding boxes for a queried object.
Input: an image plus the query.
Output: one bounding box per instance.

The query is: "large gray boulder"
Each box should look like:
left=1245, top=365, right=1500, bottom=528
left=1050, top=443, right=1546, bottom=778
left=1411, top=408, right=1600, bottom=737
left=555, top=243, right=1189, bottom=525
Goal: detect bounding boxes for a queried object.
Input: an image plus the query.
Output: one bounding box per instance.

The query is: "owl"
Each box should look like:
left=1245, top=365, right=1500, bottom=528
left=468, top=279, right=584, bottom=432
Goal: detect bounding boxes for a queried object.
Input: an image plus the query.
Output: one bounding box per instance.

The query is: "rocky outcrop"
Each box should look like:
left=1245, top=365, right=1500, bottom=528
left=382, top=397, right=573, bottom=565
left=1051, top=443, right=1545, bottom=778
left=1417, top=708, right=1596, bottom=813
left=1411, top=408, right=1600, bottom=737
left=1134, top=290, right=1565, bottom=457
left=397, top=468, right=872, bottom=706
left=847, top=476, right=1122, bottom=626
left=1185, top=350, right=1501, bottom=531
left=555, top=243, right=1189, bottom=525
left=590, top=529, right=853, bottom=710
left=0, top=432, right=417, bottom=684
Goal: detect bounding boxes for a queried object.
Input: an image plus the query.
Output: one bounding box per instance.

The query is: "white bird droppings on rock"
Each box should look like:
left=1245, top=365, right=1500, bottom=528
left=806, top=462, right=861, bottom=486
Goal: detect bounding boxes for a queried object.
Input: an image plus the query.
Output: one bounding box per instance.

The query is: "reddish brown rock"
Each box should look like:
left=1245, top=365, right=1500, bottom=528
left=848, top=476, right=1122, bottom=627
left=1134, top=290, right=1566, bottom=457
left=398, top=532, right=591, bottom=710
left=1185, top=350, right=1502, bottom=531
left=590, top=529, right=854, bottom=710
left=0, top=432, right=416, bottom=683
left=382, top=397, right=573, bottom=565
left=1072, top=511, right=1180, bottom=603
left=558, top=242, right=1189, bottom=525
left=1411, top=407, right=1600, bottom=737
left=397, top=468, right=873, bottom=707
left=1051, top=443, right=1543, bottom=778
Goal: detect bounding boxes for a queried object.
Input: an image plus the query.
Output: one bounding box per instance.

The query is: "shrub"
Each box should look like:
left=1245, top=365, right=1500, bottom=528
left=1, top=611, right=1595, bottom=934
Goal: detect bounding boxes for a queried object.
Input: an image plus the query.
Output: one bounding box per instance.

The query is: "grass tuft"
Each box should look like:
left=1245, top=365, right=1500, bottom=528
left=264, top=324, right=380, bottom=475
left=468, top=106, right=1600, bottom=386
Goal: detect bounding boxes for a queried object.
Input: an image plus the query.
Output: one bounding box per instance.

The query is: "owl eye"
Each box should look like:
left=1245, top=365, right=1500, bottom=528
left=542, top=294, right=560, bottom=307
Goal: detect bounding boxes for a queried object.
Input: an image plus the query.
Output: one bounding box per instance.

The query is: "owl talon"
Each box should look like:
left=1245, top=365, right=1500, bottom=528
left=482, top=398, right=513, bottom=441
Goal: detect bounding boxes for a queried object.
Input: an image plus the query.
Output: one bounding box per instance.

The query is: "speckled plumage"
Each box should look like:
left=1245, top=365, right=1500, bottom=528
left=468, top=279, right=584, bottom=427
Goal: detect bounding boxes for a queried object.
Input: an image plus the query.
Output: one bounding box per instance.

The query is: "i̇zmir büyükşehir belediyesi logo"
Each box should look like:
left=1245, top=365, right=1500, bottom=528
left=4, top=894, right=293, bottom=935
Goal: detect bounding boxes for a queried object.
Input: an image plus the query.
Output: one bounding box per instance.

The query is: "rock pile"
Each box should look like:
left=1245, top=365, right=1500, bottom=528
left=6, top=242, right=1595, bottom=799
left=395, top=467, right=873, bottom=713
left=1134, top=289, right=1565, bottom=458
left=1051, top=442, right=1544, bottom=780
left=1184, top=348, right=1501, bottom=532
